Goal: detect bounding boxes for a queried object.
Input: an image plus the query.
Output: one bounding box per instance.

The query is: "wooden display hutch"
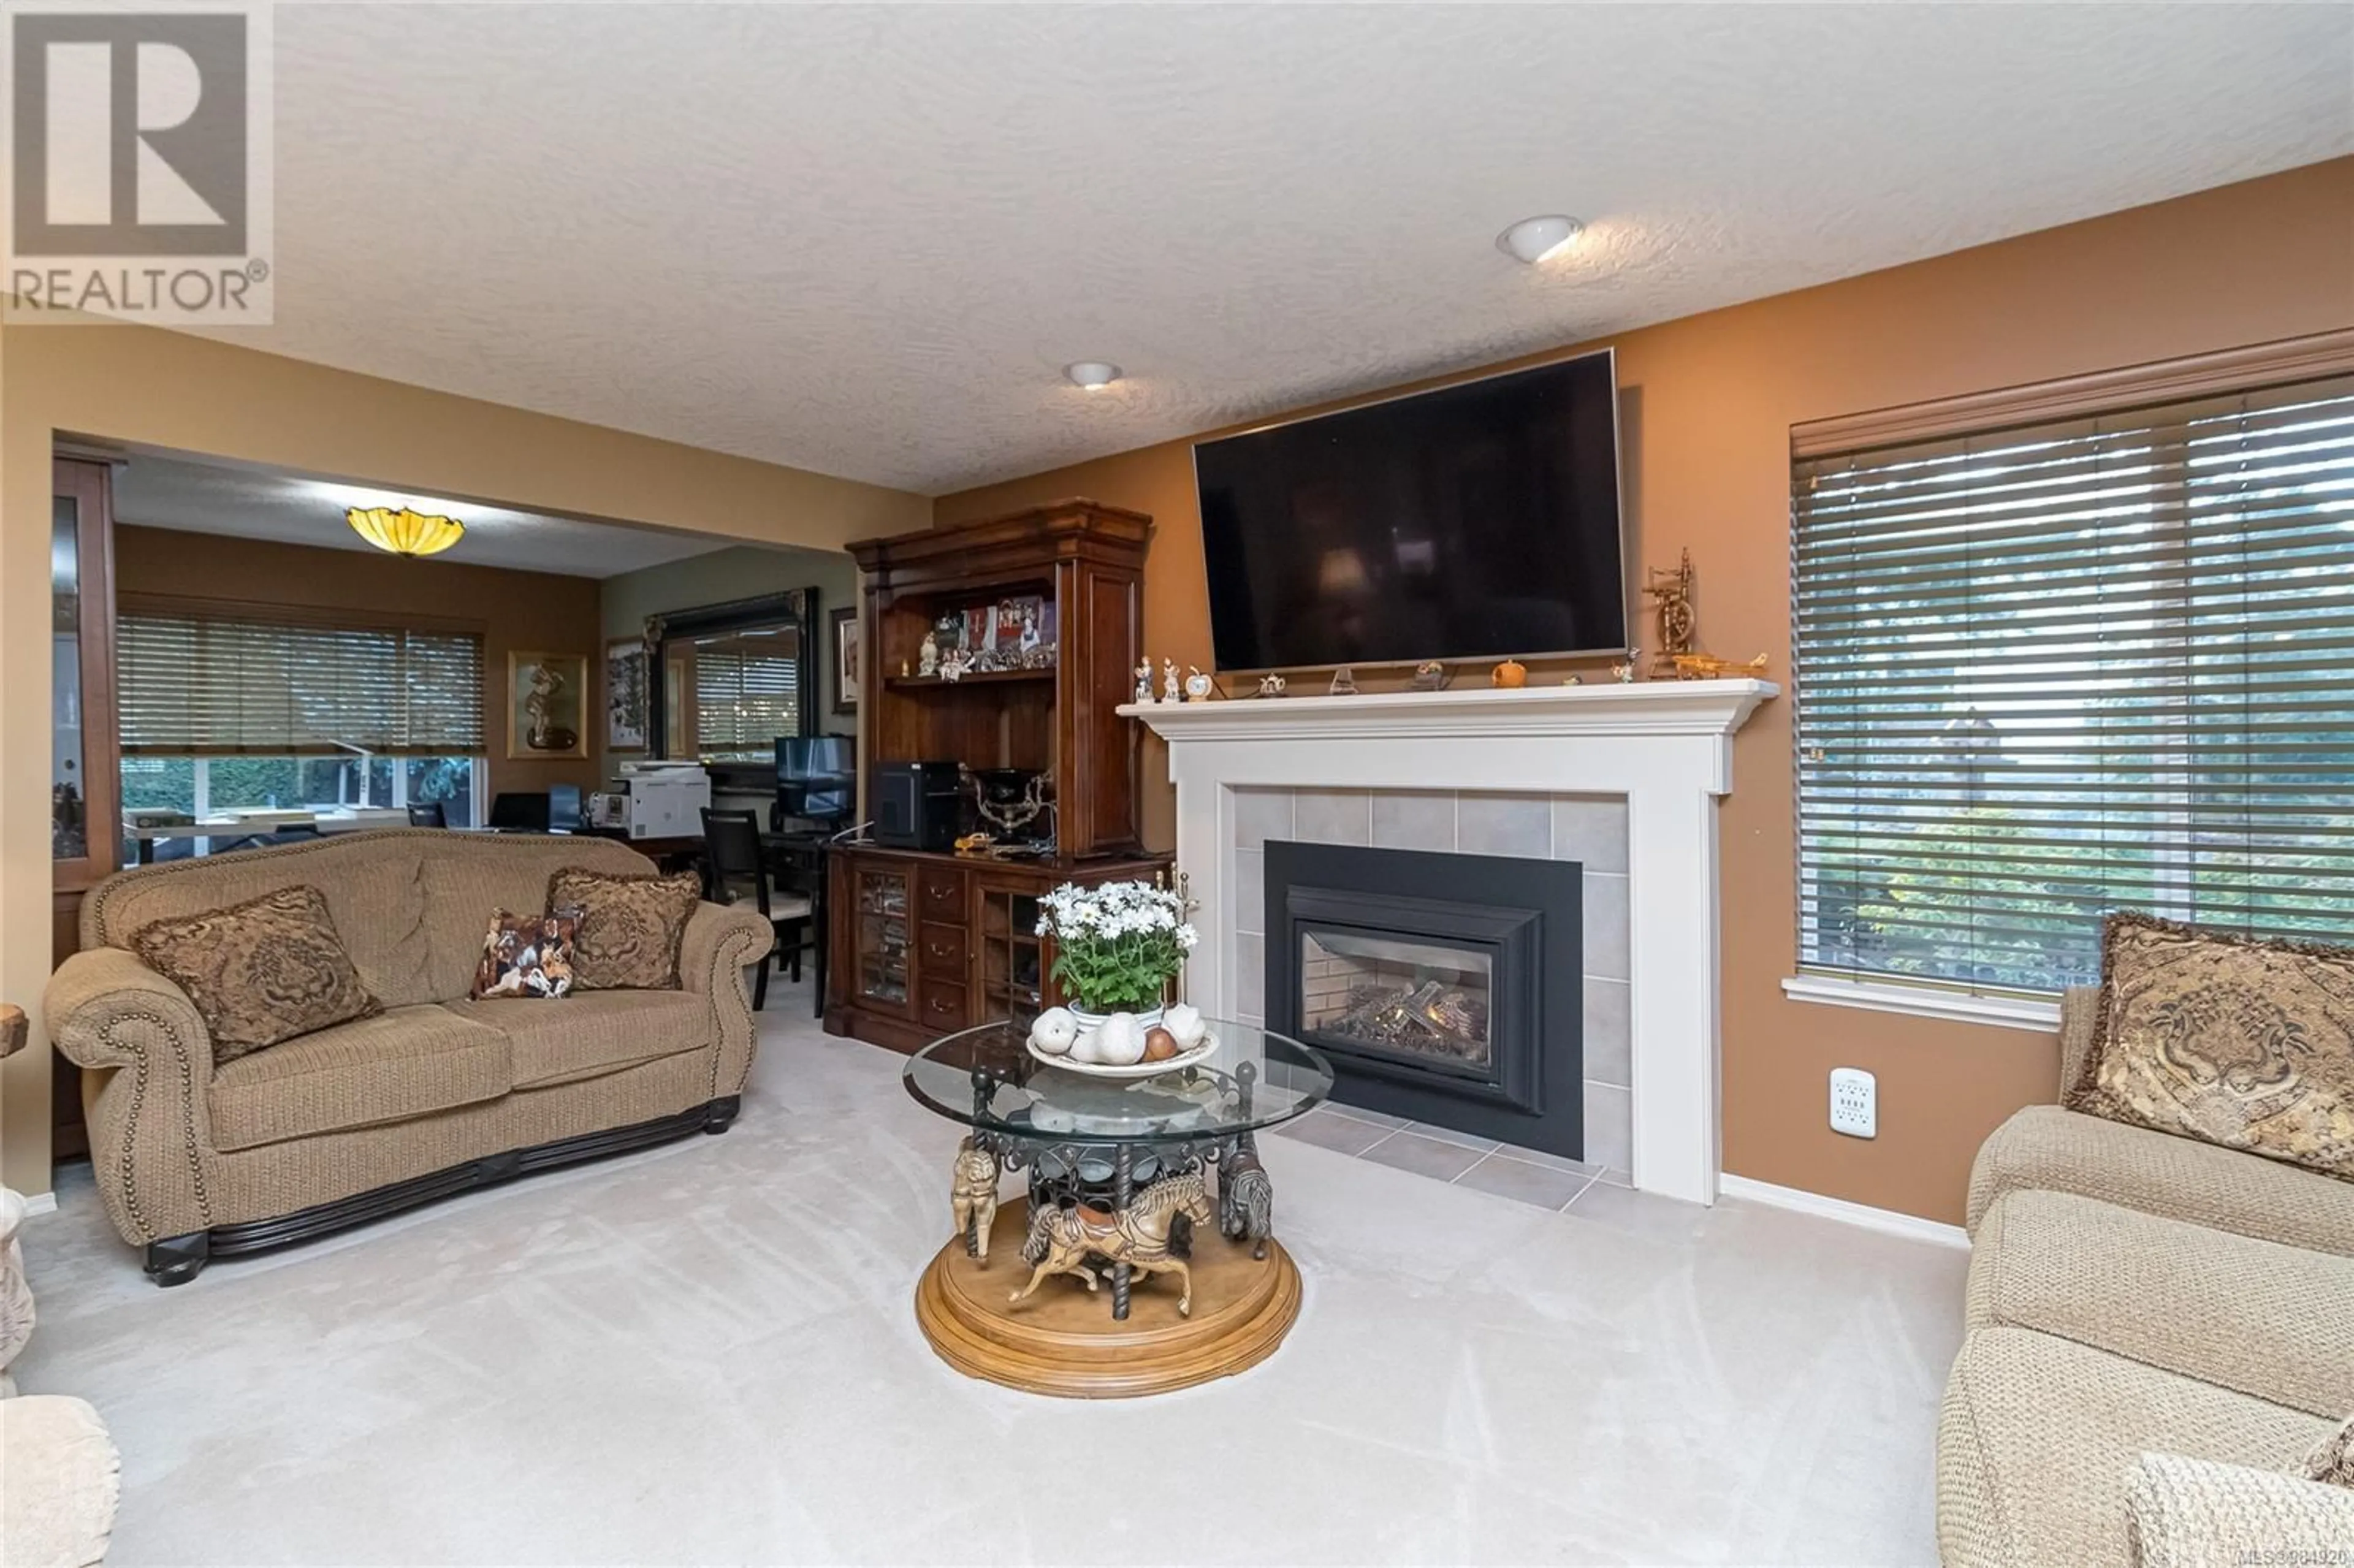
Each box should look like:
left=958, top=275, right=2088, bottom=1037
left=825, top=501, right=1169, bottom=1054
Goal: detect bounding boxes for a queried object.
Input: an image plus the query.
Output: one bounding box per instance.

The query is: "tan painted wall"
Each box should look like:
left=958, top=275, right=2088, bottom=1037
left=935, top=158, right=2354, bottom=1225
left=1, top=320, right=929, bottom=1195
left=114, top=524, right=606, bottom=799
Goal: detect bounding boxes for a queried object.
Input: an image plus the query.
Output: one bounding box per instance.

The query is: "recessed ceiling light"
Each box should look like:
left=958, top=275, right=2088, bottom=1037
left=1064, top=361, right=1122, bottom=390
left=1496, top=215, right=1584, bottom=265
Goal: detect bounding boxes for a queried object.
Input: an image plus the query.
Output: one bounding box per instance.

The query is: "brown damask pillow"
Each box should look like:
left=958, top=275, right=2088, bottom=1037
left=2066, top=913, right=2354, bottom=1183
left=546, top=867, right=700, bottom=991
left=130, top=884, right=383, bottom=1062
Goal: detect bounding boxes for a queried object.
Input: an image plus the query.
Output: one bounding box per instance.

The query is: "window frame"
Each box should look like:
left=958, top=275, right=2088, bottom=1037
left=1786, top=327, right=2354, bottom=1020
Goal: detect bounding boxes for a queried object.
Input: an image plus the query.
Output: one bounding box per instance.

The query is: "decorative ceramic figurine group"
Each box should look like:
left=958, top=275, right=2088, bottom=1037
left=1027, top=1001, right=1207, bottom=1067
left=1133, top=658, right=1217, bottom=702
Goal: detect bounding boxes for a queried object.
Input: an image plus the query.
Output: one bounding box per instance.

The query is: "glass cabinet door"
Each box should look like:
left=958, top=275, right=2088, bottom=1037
left=855, top=866, right=912, bottom=1011
left=976, top=883, right=1043, bottom=1029
left=52, top=460, right=116, bottom=892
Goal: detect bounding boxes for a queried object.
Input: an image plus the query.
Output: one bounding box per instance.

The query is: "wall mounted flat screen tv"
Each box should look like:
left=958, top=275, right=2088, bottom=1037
left=1194, top=349, right=1626, bottom=671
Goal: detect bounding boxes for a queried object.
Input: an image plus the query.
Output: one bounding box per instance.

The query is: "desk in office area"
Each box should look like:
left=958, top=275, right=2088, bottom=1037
left=123, top=808, right=409, bottom=865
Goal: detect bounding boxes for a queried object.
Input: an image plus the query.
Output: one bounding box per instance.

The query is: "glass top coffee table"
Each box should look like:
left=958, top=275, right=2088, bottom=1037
left=902, top=1018, right=1331, bottom=1398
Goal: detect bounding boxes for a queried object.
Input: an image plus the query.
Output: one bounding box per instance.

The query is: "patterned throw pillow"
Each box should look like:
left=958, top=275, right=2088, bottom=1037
left=546, top=867, right=700, bottom=991
left=2066, top=913, right=2354, bottom=1183
left=130, top=884, right=382, bottom=1062
left=2312, top=1414, right=2354, bottom=1488
left=471, top=907, right=581, bottom=999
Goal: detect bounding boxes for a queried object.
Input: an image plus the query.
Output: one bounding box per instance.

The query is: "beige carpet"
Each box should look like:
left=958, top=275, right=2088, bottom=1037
left=18, top=986, right=1965, bottom=1566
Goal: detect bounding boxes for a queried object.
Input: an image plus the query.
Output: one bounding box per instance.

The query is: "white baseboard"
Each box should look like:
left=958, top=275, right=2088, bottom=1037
left=1718, top=1173, right=1968, bottom=1250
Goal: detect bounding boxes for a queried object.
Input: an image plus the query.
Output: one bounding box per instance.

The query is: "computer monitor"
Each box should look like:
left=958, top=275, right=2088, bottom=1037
left=775, top=737, right=855, bottom=826
left=547, top=783, right=584, bottom=832
left=487, top=792, right=550, bottom=832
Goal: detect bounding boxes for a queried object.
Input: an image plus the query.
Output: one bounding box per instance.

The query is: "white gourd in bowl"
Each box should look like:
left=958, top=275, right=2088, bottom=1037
left=1162, top=1003, right=1206, bottom=1049
left=1094, top=1012, right=1148, bottom=1067
left=1029, top=1007, right=1078, bottom=1056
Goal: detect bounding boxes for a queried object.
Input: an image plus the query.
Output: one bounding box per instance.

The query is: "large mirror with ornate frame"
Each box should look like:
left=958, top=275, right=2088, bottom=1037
left=645, top=588, right=817, bottom=787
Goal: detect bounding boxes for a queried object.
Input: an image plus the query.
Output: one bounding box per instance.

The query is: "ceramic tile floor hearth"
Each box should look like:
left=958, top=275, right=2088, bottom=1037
left=1272, top=1102, right=1618, bottom=1212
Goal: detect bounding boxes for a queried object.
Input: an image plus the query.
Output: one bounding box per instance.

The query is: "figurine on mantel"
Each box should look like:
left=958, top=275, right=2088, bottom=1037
left=1162, top=659, right=1181, bottom=703
left=1133, top=658, right=1153, bottom=704
left=1409, top=661, right=1450, bottom=691
left=1184, top=667, right=1215, bottom=701
left=1329, top=666, right=1357, bottom=696
left=1611, top=647, right=1642, bottom=683
left=1256, top=672, right=1287, bottom=698
left=918, top=629, right=940, bottom=678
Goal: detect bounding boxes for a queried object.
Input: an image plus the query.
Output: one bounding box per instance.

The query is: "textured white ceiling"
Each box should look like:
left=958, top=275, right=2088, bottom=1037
left=113, top=449, right=728, bottom=578
left=221, top=3, right=2352, bottom=495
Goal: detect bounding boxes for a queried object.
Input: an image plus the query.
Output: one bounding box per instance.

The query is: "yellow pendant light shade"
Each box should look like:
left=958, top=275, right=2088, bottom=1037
left=346, top=506, right=465, bottom=558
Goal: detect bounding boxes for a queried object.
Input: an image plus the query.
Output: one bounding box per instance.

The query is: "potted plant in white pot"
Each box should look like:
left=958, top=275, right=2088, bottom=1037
left=1032, top=880, right=1198, bottom=1063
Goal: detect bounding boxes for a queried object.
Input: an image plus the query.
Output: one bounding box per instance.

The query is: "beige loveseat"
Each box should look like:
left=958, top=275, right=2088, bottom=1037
left=45, top=829, right=771, bottom=1285
left=1938, top=988, right=2354, bottom=1566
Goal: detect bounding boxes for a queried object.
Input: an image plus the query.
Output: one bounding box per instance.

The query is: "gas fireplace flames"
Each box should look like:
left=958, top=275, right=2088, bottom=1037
left=1320, top=979, right=1492, bottom=1063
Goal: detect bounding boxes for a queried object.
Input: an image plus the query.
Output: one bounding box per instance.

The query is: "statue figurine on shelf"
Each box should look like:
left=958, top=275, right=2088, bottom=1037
left=1162, top=658, right=1181, bottom=704
left=1611, top=647, right=1642, bottom=683
left=1256, top=672, right=1287, bottom=698
left=950, top=1136, right=1000, bottom=1265
left=1409, top=661, right=1450, bottom=691
left=1133, top=658, right=1153, bottom=704
left=1329, top=666, right=1357, bottom=696
left=1184, top=667, right=1214, bottom=701
left=918, top=629, right=940, bottom=678
left=940, top=650, right=972, bottom=683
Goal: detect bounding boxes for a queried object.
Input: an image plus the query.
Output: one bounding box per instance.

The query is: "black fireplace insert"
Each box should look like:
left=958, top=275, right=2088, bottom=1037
left=1263, top=841, right=1584, bottom=1158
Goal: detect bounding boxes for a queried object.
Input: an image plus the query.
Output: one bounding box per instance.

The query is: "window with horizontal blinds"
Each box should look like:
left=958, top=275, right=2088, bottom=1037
left=691, top=630, right=801, bottom=760
left=118, top=609, right=484, bottom=756
left=1794, top=371, right=2354, bottom=995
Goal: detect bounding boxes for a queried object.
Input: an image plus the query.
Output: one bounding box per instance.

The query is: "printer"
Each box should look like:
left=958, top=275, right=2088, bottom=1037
left=612, top=761, right=711, bottom=840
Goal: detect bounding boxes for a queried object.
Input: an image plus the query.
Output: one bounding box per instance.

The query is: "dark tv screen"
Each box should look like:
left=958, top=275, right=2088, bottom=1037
left=1195, top=350, right=1626, bottom=671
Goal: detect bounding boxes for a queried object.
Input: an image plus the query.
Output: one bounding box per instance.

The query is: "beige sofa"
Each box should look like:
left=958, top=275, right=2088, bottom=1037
left=45, top=829, right=771, bottom=1285
left=1938, top=988, right=2354, bottom=1566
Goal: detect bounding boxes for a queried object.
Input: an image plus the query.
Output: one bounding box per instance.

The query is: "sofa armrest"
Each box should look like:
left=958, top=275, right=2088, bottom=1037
left=1968, top=1105, right=2354, bottom=1257
left=677, top=902, right=772, bottom=995
left=677, top=902, right=772, bottom=1101
left=2127, top=1453, right=2354, bottom=1568
left=42, top=948, right=220, bottom=1247
left=44, top=946, right=212, bottom=1076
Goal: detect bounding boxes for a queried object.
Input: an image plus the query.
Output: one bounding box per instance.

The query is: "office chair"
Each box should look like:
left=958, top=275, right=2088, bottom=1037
left=700, top=809, right=817, bottom=1014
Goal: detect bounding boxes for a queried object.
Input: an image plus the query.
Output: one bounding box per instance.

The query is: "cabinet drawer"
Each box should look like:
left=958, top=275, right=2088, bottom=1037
left=918, top=865, right=967, bottom=917
left=917, top=921, right=968, bottom=978
left=919, top=980, right=970, bottom=1031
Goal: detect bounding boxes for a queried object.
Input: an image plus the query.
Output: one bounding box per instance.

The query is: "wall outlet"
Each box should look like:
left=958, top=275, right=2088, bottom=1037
left=1829, top=1067, right=1877, bottom=1140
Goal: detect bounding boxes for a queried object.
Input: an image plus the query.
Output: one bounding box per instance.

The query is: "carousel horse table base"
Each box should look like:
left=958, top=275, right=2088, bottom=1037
left=904, top=1019, right=1328, bottom=1399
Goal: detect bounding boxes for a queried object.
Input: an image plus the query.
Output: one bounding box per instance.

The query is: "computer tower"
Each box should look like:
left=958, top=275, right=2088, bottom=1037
left=874, top=761, right=962, bottom=851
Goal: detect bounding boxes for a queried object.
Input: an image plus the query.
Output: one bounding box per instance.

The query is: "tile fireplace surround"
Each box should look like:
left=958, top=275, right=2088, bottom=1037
left=1125, top=680, right=1778, bottom=1205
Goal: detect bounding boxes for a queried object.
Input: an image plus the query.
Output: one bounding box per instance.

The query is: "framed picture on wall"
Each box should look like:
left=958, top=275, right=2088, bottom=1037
left=831, top=607, right=858, bottom=714
left=605, top=637, right=648, bottom=751
left=507, top=651, right=591, bottom=760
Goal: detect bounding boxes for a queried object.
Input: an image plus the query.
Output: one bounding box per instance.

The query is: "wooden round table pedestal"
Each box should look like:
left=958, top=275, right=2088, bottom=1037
left=915, top=1200, right=1302, bottom=1398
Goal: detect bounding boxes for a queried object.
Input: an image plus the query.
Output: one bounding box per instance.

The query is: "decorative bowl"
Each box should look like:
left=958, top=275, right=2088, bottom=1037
left=1026, top=1030, right=1217, bottom=1078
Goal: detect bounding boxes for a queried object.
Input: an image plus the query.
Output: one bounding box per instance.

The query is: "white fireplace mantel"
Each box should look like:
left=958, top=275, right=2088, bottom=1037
left=1124, top=678, right=1777, bottom=1206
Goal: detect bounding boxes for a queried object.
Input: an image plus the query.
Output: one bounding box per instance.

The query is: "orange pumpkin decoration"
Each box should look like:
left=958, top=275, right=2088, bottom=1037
left=1491, top=658, right=1528, bottom=688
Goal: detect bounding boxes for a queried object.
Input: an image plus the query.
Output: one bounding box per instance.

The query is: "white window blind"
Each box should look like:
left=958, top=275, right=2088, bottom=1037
left=118, top=608, right=484, bottom=757
left=1794, top=372, right=2354, bottom=995
left=692, top=631, right=801, bottom=760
